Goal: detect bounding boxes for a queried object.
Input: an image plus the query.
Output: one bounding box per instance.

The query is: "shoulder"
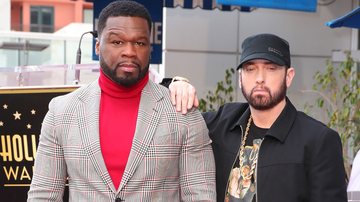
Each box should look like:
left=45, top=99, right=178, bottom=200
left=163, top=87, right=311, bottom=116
left=294, top=111, right=340, bottom=141
left=296, top=112, right=336, bottom=133
left=49, top=80, right=99, bottom=111
left=203, top=102, right=248, bottom=121
left=145, top=81, right=205, bottom=122
left=220, top=102, right=249, bottom=113
left=142, top=80, right=169, bottom=100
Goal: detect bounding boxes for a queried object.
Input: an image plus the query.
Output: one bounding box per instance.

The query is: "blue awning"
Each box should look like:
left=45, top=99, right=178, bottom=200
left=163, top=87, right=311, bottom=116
left=326, top=7, right=360, bottom=29
left=164, top=0, right=251, bottom=11
left=216, top=0, right=317, bottom=12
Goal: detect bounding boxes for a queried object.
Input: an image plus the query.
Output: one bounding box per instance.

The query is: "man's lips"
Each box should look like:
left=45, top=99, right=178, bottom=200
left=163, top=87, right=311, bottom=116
left=252, top=88, right=269, bottom=95
left=117, top=63, right=138, bottom=72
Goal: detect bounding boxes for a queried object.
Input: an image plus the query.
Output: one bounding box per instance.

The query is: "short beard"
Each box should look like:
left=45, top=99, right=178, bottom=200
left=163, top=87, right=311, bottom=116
left=100, top=57, right=149, bottom=87
left=241, top=77, right=287, bottom=110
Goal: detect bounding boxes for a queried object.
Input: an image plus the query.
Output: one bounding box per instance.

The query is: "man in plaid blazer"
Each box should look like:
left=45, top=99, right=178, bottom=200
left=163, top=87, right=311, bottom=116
left=27, top=1, right=216, bottom=201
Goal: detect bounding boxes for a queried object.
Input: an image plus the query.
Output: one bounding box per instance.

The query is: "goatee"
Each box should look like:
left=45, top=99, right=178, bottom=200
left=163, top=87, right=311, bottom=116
left=241, top=78, right=287, bottom=110
left=99, top=57, right=149, bottom=87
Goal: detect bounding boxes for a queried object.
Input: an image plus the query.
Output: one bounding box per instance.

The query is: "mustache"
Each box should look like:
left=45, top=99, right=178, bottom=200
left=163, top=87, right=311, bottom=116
left=116, top=61, right=141, bottom=69
left=251, top=86, right=271, bottom=94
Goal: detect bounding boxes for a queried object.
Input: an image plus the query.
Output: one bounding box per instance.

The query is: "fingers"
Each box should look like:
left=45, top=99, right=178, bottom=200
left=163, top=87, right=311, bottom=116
left=186, top=86, right=197, bottom=110
left=181, top=88, right=189, bottom=114
left=193, top=96, right=199, bottom=108
left=169, top=83, right=177, bottom=106
left=176, top=86, right=183, bottom=112
left=169, top=81, right=185, bottom=112
left=168, top=81, right=198, bottom=114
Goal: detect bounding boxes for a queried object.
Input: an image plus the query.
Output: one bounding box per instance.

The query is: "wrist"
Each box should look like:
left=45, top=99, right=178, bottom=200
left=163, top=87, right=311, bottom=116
left=171, top=76, right=190, bottom=83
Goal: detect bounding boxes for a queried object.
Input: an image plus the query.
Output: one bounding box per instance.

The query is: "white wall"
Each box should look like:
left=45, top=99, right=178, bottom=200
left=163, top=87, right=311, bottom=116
left=0, top=0, right=11, bottom=68
left=0, top=0, right=10, bottom=31
left=163, top=0, right=356, bottom=121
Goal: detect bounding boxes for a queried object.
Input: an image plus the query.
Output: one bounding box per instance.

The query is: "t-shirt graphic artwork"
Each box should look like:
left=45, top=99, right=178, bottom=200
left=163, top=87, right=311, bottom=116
left=226, top=138, right=263, bottom=202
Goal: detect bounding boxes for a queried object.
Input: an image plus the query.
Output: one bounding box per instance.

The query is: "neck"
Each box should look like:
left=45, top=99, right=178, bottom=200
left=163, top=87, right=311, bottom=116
left=99, top=69, right=149, bottom=98
left=250, top=98, right=286, bottom=128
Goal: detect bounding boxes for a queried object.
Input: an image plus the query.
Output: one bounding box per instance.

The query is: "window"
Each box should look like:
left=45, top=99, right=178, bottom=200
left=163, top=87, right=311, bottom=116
left=83, top=8, right=93, bottom=24
left=30, top=6, right=54, bottom=33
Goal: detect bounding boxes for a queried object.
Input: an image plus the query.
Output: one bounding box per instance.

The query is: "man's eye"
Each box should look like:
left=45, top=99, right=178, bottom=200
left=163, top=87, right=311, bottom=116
left=244, top=66, right=254, bottom=71
left=112, top=41, right=122, bottom=45
left=267, top=65, right=279, bottom=71
left=135, top=42, right=146, bottom=46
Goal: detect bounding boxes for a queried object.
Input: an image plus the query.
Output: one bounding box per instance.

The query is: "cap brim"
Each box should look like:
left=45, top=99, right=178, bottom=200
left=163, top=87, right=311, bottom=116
left=237, top=53, right=286, bottom=70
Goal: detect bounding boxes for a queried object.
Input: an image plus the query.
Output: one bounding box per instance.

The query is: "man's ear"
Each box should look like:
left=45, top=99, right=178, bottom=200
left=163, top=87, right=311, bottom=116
left=238, top=70, right=242, bottom=89
left=286, top=67, right=295, bottom=88
left=95, top=38, right=100, bottom=56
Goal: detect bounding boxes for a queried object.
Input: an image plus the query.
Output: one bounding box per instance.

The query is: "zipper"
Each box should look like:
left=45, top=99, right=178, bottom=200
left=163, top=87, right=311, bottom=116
left=223, top=125, right=244, bottom=201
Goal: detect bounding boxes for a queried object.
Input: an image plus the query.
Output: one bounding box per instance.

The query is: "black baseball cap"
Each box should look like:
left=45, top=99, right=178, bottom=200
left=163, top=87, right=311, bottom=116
left=237, top=33, right=291, bottom=70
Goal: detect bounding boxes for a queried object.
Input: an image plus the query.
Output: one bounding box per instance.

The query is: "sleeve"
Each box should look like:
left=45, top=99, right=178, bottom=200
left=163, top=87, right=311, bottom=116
left=27, top=98, right=67, bottom=202
left=348, top=150, right=360, bottom=191
left=202, top=111, right=218, bottom=126
left=308, top=127, right=348, bottom=202
left=159, top=78, right=172, bottom=88
left=179, top=109, right=217, bottom=201
left=201, top=105, right=229, bottom=139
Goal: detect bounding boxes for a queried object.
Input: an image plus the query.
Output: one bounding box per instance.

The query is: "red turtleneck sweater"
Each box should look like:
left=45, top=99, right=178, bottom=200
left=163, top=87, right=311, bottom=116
left=98, top=70, right=148, bottom=189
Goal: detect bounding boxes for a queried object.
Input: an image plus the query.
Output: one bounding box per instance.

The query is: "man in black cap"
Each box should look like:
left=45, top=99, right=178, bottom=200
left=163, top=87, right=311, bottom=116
left=167, top=33, right=348, bottom=202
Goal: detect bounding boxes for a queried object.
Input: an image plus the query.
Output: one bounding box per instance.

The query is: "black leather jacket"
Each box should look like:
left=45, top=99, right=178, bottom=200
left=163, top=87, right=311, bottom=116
left=203, top=98, right=347, bottom=202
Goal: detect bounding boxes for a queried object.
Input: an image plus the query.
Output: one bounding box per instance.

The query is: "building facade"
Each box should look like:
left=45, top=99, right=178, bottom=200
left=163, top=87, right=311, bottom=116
left=11, top=0, right=93, bottom=33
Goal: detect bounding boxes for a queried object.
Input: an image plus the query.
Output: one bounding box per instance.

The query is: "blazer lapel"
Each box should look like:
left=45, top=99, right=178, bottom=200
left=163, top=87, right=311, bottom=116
left=76, top=81, right=116, bottom=193
left=118, top=81, right=164, bottom=190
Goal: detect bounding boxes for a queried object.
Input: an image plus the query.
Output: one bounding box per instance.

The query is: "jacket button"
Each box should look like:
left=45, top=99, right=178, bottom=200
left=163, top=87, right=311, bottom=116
left=115, top=198, right=124, bottom=202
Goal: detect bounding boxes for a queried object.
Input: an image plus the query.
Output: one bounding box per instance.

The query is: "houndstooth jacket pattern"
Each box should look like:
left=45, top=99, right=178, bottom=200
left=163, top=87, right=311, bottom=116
left=27, top=79, right=216, bottom=202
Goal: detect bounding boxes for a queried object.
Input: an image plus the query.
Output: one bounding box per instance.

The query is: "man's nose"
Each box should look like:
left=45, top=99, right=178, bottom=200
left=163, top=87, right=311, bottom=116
left=122, top=43, right=136, bottom=57
left=255, top=69, right=265, bottom=84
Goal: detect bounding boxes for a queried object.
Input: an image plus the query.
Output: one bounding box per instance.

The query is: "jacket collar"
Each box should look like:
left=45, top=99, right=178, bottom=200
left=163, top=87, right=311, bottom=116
left=267, top=97, right=297, bottom=142
left=231, top=107, right=251, bottom=133
left=232, top=97, right=297, bottom=143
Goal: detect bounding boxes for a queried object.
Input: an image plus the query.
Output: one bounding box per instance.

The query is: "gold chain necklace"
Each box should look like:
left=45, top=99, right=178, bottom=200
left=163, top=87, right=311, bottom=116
left=239, top=116, right=252, bottom=167
left=239, top=116, right=257, bottom=180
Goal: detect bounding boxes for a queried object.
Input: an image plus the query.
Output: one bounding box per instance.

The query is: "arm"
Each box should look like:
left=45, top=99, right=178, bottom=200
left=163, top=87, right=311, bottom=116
left=348, top=151, right=360, bottom=191
left=160, top=77, right=199, bottom=114
left=27, top=99, right=67, bottom=201
left=309, top=128, right=347, bottom=202
left=180, top=109, right=216, bottom=201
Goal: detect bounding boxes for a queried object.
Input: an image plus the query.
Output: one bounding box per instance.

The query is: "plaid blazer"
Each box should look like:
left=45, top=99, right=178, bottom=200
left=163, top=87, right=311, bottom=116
left=27, top=80, right=216, bottom=202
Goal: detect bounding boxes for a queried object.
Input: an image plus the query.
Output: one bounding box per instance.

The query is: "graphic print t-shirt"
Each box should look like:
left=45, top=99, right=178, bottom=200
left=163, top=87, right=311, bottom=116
left=225, top=123, right=268, bottom=202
